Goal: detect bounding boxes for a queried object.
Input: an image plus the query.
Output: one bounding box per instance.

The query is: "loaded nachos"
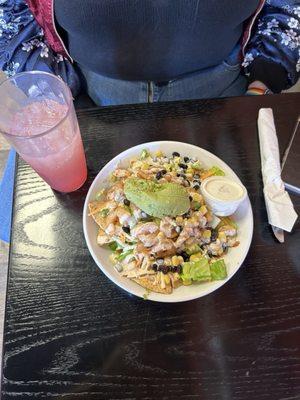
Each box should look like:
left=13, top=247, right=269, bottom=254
left=88, top=149, right=239, bottom=294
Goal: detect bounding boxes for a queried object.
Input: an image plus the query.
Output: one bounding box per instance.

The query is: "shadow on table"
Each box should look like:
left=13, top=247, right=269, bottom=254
left=53, top=169, right=96, bottom=214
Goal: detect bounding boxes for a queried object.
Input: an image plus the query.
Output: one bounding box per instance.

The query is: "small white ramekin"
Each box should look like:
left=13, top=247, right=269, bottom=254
left=201, top=176, right=247, bottom=216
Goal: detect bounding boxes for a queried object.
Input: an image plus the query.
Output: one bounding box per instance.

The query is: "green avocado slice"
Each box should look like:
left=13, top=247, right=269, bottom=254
left=124, top=177, right=190, bottom=218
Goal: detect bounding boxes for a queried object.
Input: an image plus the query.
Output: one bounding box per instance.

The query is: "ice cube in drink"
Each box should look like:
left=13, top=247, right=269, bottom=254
left=10, top=99, right=87, bottom=192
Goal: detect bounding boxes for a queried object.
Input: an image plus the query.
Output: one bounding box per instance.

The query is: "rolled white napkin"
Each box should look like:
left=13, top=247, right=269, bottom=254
left=257, top=108, right=298, bottom=241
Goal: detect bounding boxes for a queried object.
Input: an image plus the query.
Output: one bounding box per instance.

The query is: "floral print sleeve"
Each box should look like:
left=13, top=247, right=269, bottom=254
left=243, top=0, right=300, bottom=88
left=0, top=0, right=80, bottom=95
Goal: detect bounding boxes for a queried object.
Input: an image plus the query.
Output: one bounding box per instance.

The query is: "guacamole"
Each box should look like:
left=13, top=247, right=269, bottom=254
left=124, top=177, right=190, bottom=218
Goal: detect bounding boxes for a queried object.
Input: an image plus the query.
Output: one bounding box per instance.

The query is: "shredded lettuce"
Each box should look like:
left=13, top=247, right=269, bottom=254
left=210, top=259, right=227, bottom=280
left=209, top=166, right=225, bottom=176
left=116, top=249, right=133, bottom=261
left=140, top=149, right=149, bottom=160
left=108, top=242, right=118, bottom=251
left=181, top=258, right=211, bottom=283
left=186, top=244, right=201, bottom=256
left=191, top=160, right=201, bottom=169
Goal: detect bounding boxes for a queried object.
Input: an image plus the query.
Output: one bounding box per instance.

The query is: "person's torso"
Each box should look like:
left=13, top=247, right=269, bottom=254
left=55, top=0, right=260, bottom=81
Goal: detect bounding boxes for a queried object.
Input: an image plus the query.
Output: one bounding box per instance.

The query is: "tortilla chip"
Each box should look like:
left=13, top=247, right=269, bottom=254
left=88, top=202, right=107, bottom=229
left=133, top=275, right=172, bottom=294
left=172, top=279, right=183, bottom=289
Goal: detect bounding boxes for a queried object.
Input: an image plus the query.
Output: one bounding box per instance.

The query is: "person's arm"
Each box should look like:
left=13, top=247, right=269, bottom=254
left=0, top=0, right=80, bottom=95
left=242, top=0, right=300, bottom=94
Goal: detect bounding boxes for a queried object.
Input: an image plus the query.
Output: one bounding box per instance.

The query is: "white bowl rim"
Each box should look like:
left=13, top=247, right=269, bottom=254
left=83, top=140, right=254, bottom=303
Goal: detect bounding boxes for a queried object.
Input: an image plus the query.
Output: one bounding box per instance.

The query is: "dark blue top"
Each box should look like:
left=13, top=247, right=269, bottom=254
left=55, top=0, right=259, bottom=81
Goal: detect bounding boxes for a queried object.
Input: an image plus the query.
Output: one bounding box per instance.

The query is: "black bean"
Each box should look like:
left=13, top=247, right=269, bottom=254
left=189, top=196, right=193, bottom=201
left=181, top=251, right=189, bottom=261
left=181, top=174, right=187, bottom=179
left=123, top=198, right=130, bottom=206
left=207, top=250, right=213, bottom=258
left=122, top=226, right=130, bottom=234
left=184, top=156, right=189, bottom=163
left=200, top=244, right=206, bottom=250
left=152, top=263, right=158, bottom=271
left=193, top=174, right=200, bottom=179
left=161, top=169, right=167, bottom=175
left=179, top=163, right=188, bottom=169
left=211, top=230, right=218, bottom=242
left=156, top=171, right=162, bottom=180
left=222, top=243, right=228, bottom=254
left=193, top=184, right=200, bottom=190
left=183, top=211, right=190, bottom=218
left=172, top=151, right=180, bottom=157
left=158, top=265, right=169, bottom=274
left=176, top=173, right=181, bottom=177
left=193, top=180, right=201, bottom=185
left=172, top=265, right=183, bottom=274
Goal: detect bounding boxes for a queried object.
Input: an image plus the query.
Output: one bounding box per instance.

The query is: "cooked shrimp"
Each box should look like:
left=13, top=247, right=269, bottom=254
left=175, top=229, right=190, bottom=247
left=152, top=235, right=176, bottom=257
left=139, top=233, right=158, bottom=247
left=97, top=229, right=111, bottom=245
left=207, top=240, right=223, bottom=256
left=105, top=223, right=115, bottom=236
left=116, top=207, right=132, bottom=226
left=218, top=225, right=237, bottom=237
left=160, top=217, right=177, bottom=238
left=132, top=222, right=159, bottom=237
left=107, top=181, right=125, bottom=202
left=113, top=169, right=131, bottom=178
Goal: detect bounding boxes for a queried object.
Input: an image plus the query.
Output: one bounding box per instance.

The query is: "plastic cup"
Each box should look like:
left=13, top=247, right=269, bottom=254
left=0, top=71, right=87, bottom=192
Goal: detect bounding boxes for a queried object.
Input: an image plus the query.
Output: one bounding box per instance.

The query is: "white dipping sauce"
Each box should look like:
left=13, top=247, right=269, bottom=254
left=205, top=179, right=243, bottom=201
left=201, top=176, right=247, bottom=216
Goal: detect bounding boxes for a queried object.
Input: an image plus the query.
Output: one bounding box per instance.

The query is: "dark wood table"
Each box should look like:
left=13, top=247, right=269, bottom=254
left=2, top=93, right=300, bottom=400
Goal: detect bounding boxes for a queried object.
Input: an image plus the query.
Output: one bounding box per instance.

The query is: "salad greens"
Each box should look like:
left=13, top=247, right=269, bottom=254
left=180, top=257, right=228, bottom=284
left=210, top=259, right=227, bottom=280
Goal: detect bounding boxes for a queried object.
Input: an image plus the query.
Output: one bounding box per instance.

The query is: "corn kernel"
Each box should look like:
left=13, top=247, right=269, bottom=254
left=164, top=274, right=171, bottom=285
left=202, top=229, right=211, bottom=239
left=186, top=168, right=193, bottom=174
left=218, top=232, right=227, bottom=242
left=199, top=205, right=207, bottom=215
left=155, top=150, right=163, bottom=157
left=171, top=255, right=178, bottom=266
left=176, top=216, right=183, bottom=224
left=193, top=193, right=203, bottom=203
left=172, top=255, right=183, bottom=266
left=141, top=163, right=149, bottom=170
left=190, top=252, right=202, bottom=262
left=165, top=257, right=172, bottom=266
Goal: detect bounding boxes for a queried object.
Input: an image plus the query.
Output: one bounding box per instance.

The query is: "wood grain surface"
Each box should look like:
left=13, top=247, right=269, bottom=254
left=2, top=93, right=300, bottom=400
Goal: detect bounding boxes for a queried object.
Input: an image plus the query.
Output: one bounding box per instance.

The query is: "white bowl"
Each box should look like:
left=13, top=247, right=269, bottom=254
left=83, top=141, right=253, bottom=303
left=201, top=176, right=247, bottom=216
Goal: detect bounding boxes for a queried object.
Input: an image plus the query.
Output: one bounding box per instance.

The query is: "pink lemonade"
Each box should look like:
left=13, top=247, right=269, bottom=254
left=10, top=99, right=87, bottom=192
